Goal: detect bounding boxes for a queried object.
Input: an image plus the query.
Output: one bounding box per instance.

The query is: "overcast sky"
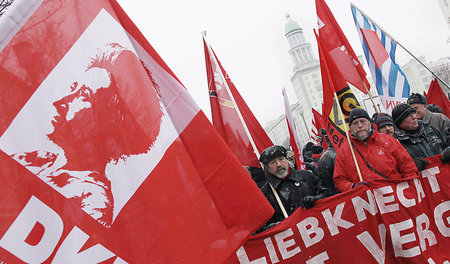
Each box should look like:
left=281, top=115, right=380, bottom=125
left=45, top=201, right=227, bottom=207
left=116, top=0, right=449, bottom=126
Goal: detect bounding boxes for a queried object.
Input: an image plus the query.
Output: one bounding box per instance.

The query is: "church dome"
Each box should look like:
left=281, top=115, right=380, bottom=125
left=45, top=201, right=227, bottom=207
left=285, top=13, right=302, bottom=36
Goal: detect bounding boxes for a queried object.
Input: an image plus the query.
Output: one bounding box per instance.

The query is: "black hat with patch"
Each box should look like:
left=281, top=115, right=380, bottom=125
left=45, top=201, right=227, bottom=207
left=259, top=145, right=287, bottom=166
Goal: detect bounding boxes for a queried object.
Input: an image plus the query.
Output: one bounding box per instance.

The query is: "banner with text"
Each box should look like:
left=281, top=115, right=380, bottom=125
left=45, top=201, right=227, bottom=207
left=227, top=155, right=450, bottom=264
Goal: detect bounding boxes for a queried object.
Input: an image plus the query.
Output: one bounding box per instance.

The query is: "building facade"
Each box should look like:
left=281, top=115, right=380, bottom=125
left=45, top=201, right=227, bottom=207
left=265, top=14, right=322, bottom=147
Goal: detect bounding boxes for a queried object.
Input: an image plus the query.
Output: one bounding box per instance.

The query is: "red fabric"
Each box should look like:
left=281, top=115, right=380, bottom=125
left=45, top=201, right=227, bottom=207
left=204, top=38, right=273, bottom=167
left=0, top=1, right=274, bottom=263
left=316, top=0, right=370, bottom=94
left=425, top=78, right=450, bottom=118
left=360, top=29, right=390, bottom=69
left=226, top=157, right=450, bottom=263
left=312, top=108, right=326, bottom=131
left=315, top=31, right=349, bottom=118
left=334, top=130, right=419, bottom=192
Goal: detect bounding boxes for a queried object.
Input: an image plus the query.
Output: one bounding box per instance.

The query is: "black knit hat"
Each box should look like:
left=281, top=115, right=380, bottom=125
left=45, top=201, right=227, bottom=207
left=407, top=93, right=427, bottom=105
left=375, top=113, right=394, bottom=130
left=348, top=108, right=371, bottom=125
left=259, top=145, right=287, bottom=165
left=392, top=103, right=416, bottom=127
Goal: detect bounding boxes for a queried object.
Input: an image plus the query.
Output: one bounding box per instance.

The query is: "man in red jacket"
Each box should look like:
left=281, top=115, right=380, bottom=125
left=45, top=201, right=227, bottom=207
left=333, top=108, right=419, bottom=192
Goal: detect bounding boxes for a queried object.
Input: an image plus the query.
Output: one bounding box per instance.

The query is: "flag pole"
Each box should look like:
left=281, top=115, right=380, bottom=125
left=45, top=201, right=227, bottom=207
left=351, top=4, right=450, bottom=91
left=362, top=82, right=379, bottom=114
left=333, top=93, right=364, bottom=181
left=202, top=31, right=289, bottom=219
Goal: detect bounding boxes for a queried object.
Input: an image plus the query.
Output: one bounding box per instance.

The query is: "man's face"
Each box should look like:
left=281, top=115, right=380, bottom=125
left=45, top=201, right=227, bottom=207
left=399, top=112, right=419, bottom=131
left=410, top=103, right=427, bottom=120
left=267, top=156, right=289, bottom=179
left=379, top=124, right=395, bottom=136
left=47, top=67, right=113, bottom=170
left=350, top=118, right=371, bottom=141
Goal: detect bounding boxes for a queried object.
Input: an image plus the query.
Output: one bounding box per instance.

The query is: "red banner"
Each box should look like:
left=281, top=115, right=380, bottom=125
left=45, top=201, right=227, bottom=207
left=0, top=0, right=273, bottom=262
left=226, top=156, right=450, bottom=263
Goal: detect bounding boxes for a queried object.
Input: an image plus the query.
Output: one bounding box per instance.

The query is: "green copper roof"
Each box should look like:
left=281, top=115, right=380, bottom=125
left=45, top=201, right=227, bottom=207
left=285, top=13, right=302, bottom=35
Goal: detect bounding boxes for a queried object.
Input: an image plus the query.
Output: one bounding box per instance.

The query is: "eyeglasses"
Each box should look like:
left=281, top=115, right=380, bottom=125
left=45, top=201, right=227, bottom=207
left=351, top=119, right=370, bottom=126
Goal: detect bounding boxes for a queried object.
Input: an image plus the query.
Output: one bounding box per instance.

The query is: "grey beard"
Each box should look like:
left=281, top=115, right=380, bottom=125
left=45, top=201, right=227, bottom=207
left=275, top=168, right=288, bottom=179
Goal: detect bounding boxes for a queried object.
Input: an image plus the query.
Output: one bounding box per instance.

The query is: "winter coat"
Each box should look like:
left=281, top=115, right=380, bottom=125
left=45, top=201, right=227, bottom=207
left=423, top=109, right=450, bottom=136
left=318, top=146, right=338, bottom=195
left=257, top=167, right=331, bottom=232
left=334, top=129, right=419, bottom=193
left=395, top=122, right=448, bottom=160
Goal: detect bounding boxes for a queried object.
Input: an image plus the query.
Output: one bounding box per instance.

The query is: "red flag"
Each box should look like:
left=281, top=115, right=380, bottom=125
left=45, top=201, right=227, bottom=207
left=311, top=108, right=328, bottom=150
left=425, top=78, right=450, bottom=117
left=360, top=29, right=390, bottom=69
left=315, top=30, right=348, bottom=118
left=0, top=1, right=273, bottom=263
left=316, top=0, right=370, bottom=94
left=312, top=107, right=326, bottom=131
left=315, top=31, right=363, bottom=150
left=282, top=88, right=306, bottom=170
left=203, top=35, right=273, bottom=167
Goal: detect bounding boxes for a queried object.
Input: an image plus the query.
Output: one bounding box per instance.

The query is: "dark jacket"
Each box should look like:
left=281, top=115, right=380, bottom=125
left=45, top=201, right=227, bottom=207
left=256, top=167, right=330, bottom=232
left=395, top=122, right=448, bottom=159
left=318, top=146, right=338, bottom=195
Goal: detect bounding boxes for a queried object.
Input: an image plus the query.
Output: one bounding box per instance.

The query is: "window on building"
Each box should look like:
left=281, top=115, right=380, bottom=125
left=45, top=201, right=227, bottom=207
left=296, top=50, right=304, bottom=64
left=292, top=53, right=299, bottom=66
left=314, top=80, right=321, bottom=91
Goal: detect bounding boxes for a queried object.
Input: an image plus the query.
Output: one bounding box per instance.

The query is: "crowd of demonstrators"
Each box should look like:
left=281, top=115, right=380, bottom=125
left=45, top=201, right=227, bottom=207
left=333, top=108, right=419, bottom=192
left=392, top=103, right=450, bottom=170
left=255, top=145, right=331, bottom=233
left=407, top=93, right=450, bottom=136
left=247, top=100, right=449, bottom=233
left=375, top=113, right=395, bottom=137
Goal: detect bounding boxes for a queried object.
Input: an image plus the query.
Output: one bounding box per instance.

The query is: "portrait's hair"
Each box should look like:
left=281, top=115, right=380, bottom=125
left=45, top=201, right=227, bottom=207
left=79, top=43, right=163, bottom=162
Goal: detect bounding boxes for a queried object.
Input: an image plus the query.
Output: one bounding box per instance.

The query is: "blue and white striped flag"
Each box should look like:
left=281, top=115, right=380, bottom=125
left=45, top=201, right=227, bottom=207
left=351, top=4, right=410, bottom=114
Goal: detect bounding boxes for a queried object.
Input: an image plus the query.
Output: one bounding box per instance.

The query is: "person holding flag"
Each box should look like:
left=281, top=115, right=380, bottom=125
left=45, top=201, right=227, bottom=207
left=256, top=145, right=331, bottom=233
left=333, top=108, right=419, bottom=192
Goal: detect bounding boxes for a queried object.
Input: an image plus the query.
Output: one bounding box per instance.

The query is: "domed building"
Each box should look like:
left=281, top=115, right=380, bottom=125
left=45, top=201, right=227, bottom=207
left=266, top=14, right=323, bottom=147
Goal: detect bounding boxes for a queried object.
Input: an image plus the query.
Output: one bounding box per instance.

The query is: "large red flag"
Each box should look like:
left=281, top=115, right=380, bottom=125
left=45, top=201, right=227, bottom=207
left=203, top=35, right=273, bottom=167
left=282, top=88, right=305, bottom=170
left=315, top=30, right=349, bottom=118
left=315, top=30, right=362, bottom=150
left=316, top=0, right=370, bottom=94
left=0, top=1, right=274, bottom=263
left=425, top=78, right=450, bottom=118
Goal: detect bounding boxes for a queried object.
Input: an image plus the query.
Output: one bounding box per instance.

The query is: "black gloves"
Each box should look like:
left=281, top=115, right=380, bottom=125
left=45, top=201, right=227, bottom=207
left=413, top=157, right=429, bottom=171
left=301, top=195, right=322, bottom=209
left=441, top=147, right=450, bottom=163
left=352, top=181, right=370, bottom=189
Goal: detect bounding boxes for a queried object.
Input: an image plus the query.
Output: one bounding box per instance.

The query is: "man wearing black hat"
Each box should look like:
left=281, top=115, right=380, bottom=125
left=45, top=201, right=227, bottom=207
left=407, top=93, right=450, bottom=136
left=334, top=108, right=419, bottom=193
left=256, top=145, right=330, bottom=232
left=392, top=103, right=450, bottom=170
left=375, top=113, right=395, bottom=137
